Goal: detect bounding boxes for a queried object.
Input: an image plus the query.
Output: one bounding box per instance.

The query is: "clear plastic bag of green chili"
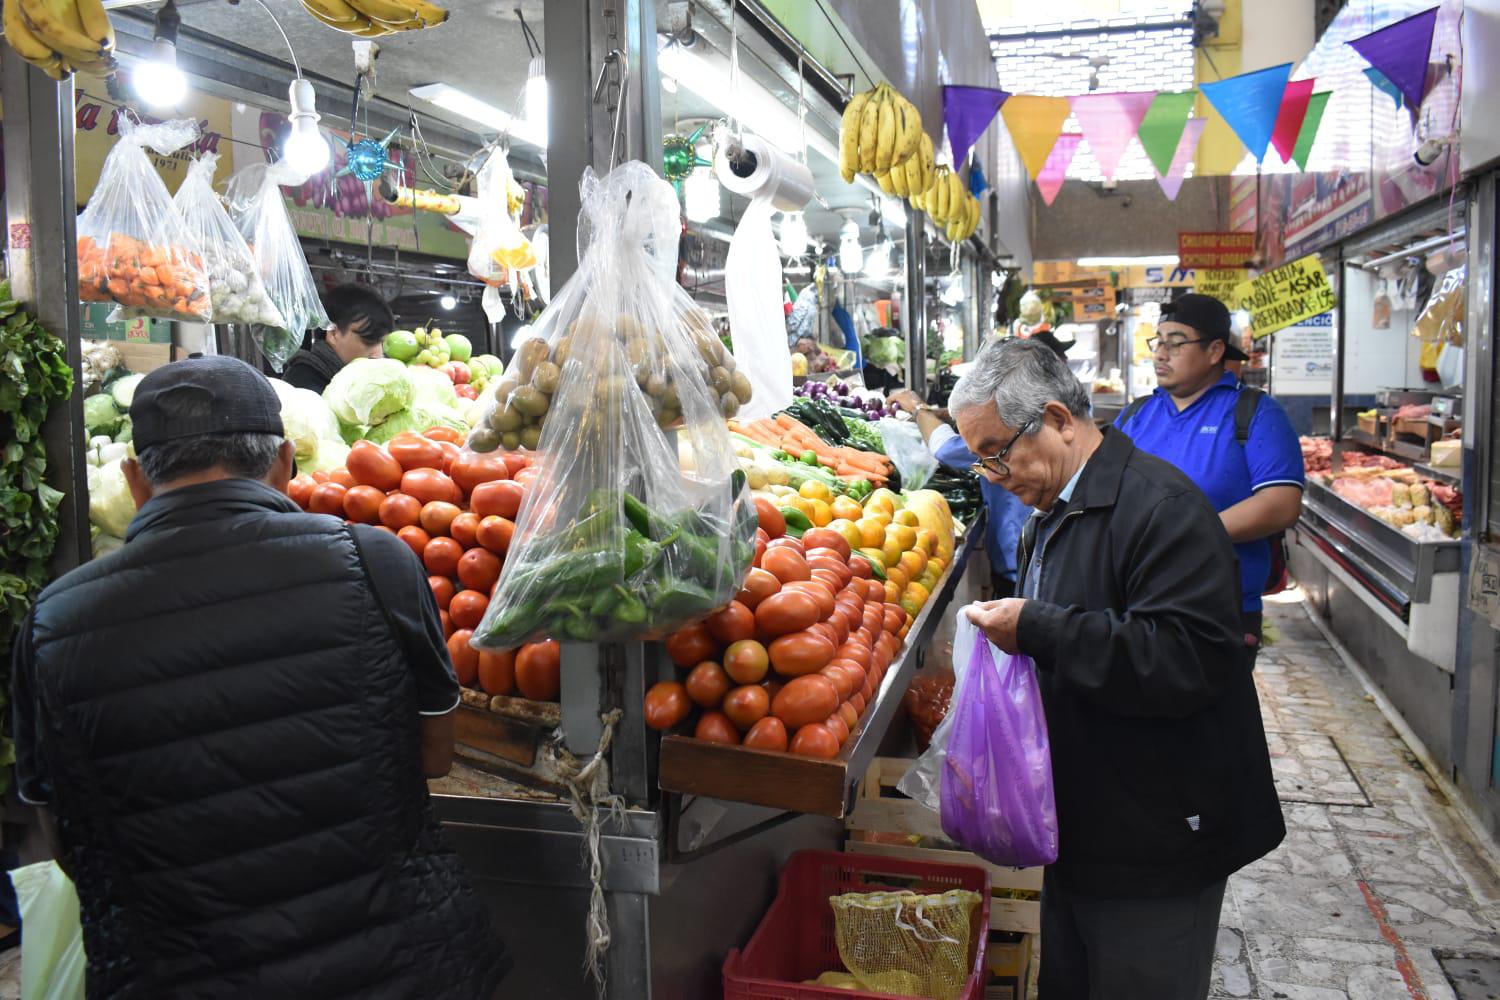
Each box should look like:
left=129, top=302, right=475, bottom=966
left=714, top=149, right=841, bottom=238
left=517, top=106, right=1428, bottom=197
left=470, top=162, right=757, bottom=650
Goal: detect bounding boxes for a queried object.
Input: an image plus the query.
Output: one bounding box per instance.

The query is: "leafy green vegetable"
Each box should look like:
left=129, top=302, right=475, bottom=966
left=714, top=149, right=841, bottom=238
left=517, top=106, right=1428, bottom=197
left=322, top=357, right=413, bottom=428
left=0, top=282, right=75, bottom=794
left=84, top=393, right=121, bottom=437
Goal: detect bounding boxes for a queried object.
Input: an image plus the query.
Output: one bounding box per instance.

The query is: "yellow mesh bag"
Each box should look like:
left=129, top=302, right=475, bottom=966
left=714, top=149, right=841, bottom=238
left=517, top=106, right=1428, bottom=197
left=829, top=888, right=981, bottom=999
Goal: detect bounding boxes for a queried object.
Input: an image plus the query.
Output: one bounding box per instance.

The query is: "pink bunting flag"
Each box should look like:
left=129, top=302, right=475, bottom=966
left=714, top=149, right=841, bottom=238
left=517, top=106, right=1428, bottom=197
left=1070, top=91, right=1157, bottom=181
left=1036, top=134, right=1082, bottom=206
left=1271, top=79, right=1316, bottom=163
left=1154, top=117, right=1206, bottom=202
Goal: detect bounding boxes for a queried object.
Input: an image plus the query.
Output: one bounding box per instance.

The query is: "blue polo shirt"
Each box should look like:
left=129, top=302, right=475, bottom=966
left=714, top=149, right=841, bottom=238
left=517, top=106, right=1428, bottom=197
left=930, top=424, right=1031, bottom=583
left=1116, top=372, right=1304, bottom=613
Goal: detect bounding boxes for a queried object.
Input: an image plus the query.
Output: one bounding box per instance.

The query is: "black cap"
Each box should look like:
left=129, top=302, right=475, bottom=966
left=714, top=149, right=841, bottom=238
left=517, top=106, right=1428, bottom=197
left=130, top=356, right=285, bottom=455
left=1161, top=292, right=1248, bottom=362
left=1028, top=329, right=1074, bottom=360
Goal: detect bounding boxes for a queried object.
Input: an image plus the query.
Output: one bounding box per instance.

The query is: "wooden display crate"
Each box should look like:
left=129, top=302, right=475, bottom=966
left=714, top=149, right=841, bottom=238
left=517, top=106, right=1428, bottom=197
left=846, top=757, right=1043, bottom=935
left=1357, top=412, right=1382, bottom=437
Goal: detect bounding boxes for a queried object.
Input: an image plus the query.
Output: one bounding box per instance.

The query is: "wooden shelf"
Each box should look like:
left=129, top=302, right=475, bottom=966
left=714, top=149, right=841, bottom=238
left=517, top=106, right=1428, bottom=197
left=658, top=521, right=983, bottom=818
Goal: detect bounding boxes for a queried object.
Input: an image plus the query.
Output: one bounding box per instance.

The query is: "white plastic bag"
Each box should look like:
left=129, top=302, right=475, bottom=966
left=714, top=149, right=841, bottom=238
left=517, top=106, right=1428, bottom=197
left=10, top=862, right=85, bottom=1000
left=173, top=155, right=284, bottom=327
left=467, top=146, right=535, bottom=285
left=724, top=196, right=793, bottom=419
left=898, top=604, right=980, bottom=814
left=76, top=118, right=212, bottom=323
left=878, top=417, right=938, bottom=489
left=225, top=162, right=331, bottom=371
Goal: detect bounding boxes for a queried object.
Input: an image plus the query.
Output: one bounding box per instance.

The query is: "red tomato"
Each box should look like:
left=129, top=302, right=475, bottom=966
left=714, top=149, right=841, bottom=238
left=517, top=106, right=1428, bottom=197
left=884, top=605, right=905, bottom=634
left=311, top=470, right=330, bottom=484
left=753, top=497, right=786, bottom=539
left=771, top=674, right=839, bottom=729
left=419, top=501, right=462, bottom=537
left=388, top=433, right=445, bottom=471
left=455, top=384, right=479, bottom=400
left=801, top=528, right=851, bottom=560
left=327, top=467, right=356, bottom=489
left=287, top=474, right=316, bottom=509
left=436, top=440, right=461, bottom=474
left=762, top=547, right=811, bottom=584
left=722, top=685, right=770, bottom=730
left=837, top=702, right=859, bottom=731
left=501, top=451, right=530, bottom=477
left=448, top=589, right=489, bottom=630
left=723, top=639, right=770, bottom=685
left=769, top=631, right=836, bottom=676
left=705, top=601, right=756, bottom=644
left=448, top=630, right=479, bottom=687
left=396, top=525, right=431, bottom=557
left=789, top=724, right=840, bottom=758
left=401, top=468, right=462, bottom=505
left=470, top=480, right=524, bottom=519
left=423, top=426, right=464, bottom=444
left=765, top=536, right=805, bottom=557
left=824, top=714, right=849, bottom=746
left=347, top=441, right=403, bottom=491
left=743, top=716, right=789, bottom=751
left=664, top=623, right=719, bottom=668
left=848, top=556, right=873, bottom=579
left=685, top=661, right=732, bottom=708
left=753, top=535, right=767, bottom=567
left=449, top=451, right=513, bottom=493
left=827, top=613, right=850, bottom=646
left=308, top=482, right=348, bottom=516
left=424, top=536, right=464, bottom=577
left=477, top=648, right=516, bottom=695
left=515, top=466, right=541, bottom=489
left=784, top=580, right=835, bottom=619
left=808, top=621, right=839, bottom=648
left=440, top=609, right=454, bottom=638
left=379, top=493, right=422, bottom=529
left=754, top=591, right=820, bottom=637
left=457, top=547, right=502, bottom=591
left=811, top=568, right=844, bottom=594
left=850, top=691, right=867, bottom=715
left=476, top=515, right=516, bottom=554
left=819, top=664, right=856, bottom=700
left=342, top=485, right=384, bottom=524
left=837, top=642, right=872, bottom=670
left=429, top=575, right=455, bottom=610
left=516, top=640, right=561, bottom=701
left=735, top=567, right=781, bottom=609
left=863, top=579, right=886, bottom=603
left=449, top=512, right=481, bottom=549
left=644, top=681, right=692, bottom=730
left=694, top=711, right=740, bottom=745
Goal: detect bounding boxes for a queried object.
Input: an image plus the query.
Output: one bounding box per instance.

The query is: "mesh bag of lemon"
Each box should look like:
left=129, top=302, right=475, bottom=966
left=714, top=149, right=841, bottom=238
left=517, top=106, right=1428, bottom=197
left=819, top=888, right=982, bottom=998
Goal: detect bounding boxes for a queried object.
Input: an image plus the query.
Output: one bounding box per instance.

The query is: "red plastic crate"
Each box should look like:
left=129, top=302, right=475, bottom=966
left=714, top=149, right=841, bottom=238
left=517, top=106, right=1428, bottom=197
left=723, top=849, right=991, bottom=1000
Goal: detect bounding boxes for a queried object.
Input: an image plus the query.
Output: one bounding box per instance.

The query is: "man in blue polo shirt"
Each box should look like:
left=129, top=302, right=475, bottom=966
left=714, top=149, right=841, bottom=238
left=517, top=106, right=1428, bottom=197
left=1117, top=294, right=1304, bottom=658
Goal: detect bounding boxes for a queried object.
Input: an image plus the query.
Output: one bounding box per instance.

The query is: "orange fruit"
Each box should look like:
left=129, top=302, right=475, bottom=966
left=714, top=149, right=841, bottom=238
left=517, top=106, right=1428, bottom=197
left=881, top=536, right=905, bottom=568
left=894, top=509, right=920, bottom=528
left=829, top=518, right=863, bottom=551
left=857, top=517, right=887, bottom=548
left=886, top=523, right=917, bottom=552
left=806, top=498, right=833, bottom=527
left=899, top=549, right=927, bottom=580
left=914, top=528, right=938, bottom=556
left=884, top=579, right=902, bottom=603
left=830, top=496, right=864, bottom=522
left=798, top=480, right=833, bottom=504
left=904, top=581, right=931, bottom=606
left=886, top=565, right=909, bottom=591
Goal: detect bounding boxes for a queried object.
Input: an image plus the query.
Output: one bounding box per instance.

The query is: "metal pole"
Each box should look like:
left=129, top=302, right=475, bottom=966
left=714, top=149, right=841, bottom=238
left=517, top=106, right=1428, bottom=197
left=1331, top=250, right=1346, bottom=443
left=903, top=207, right=926, bottom=393
left=2, top=48, right=90, bottom=578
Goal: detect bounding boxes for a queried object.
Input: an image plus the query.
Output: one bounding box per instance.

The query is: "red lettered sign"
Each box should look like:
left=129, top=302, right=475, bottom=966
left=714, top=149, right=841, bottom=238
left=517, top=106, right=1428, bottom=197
left=1178, top=231, right=1255, bottom=269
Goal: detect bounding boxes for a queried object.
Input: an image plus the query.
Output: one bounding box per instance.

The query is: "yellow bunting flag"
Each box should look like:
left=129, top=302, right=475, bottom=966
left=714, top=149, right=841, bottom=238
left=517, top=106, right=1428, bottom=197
left=999, top=95, right=1073, bottom=179
left=1234, top=255, right=1336, bottom=339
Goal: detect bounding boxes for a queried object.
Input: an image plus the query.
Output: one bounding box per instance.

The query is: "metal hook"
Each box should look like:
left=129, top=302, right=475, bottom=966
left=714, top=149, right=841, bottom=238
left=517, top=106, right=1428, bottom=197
left=590, top=48, right=630, bottom=170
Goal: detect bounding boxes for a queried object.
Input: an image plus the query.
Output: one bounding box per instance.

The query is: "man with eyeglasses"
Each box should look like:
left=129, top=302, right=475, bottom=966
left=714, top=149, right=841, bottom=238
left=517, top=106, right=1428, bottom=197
left=955, top=338, right=1283, bottom=1000
left=1117, top=293, right=1304, bottom=660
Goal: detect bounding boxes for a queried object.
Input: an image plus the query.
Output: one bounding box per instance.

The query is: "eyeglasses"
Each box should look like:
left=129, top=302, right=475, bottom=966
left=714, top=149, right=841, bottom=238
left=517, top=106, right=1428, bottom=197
left=1147, top=336, right=1210, bottom=355
left=971, top=419, right=1033, bottom=477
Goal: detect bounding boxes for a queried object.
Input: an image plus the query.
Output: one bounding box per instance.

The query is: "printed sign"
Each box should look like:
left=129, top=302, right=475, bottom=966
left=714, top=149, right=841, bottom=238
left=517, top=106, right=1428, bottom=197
left=1234, top=255, right=1336, bottom=340
left=1178, top=231, right=1255, bottom=269
left=1194, top=269, right=1245, bottom=306
left=1270, top=312, right=1334, bottom=394
left=1467, top=545, right=1500, bottom=631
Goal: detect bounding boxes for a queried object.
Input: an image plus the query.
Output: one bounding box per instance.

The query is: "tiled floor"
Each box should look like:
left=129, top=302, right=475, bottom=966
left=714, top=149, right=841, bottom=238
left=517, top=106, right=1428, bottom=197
left=1211, top=593, right=1500, bottom=1000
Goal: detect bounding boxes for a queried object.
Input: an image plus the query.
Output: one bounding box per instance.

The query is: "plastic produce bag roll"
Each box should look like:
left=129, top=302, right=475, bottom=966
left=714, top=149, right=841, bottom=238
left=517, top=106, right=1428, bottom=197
left=468, top=161, right=758, bottom=649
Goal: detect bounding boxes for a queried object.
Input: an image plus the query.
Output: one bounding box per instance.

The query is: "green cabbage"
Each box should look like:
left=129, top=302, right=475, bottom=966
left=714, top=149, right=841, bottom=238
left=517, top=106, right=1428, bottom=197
left=305, top=438, right=351, bottom=474
left=89, top=458, right=136, bottom=538
left=323, top=357, right=413, bottom=428
left=366, top=404, right=468, bottom=444
left=406, top=364, right=459, bottom=410
left=271, top=380, right=342, bottom=465
left=84, top=393, right=122, bottom=437
left=109, top=372, right=146, bottom=410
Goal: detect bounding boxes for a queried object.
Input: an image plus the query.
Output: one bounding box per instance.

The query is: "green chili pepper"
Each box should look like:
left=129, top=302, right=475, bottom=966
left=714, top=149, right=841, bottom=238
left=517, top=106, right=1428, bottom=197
left=780, top=507, right=813, bottom=534
left=649, top=578, right=718, bottom=619
left=611, top=585, right=648, bottom=625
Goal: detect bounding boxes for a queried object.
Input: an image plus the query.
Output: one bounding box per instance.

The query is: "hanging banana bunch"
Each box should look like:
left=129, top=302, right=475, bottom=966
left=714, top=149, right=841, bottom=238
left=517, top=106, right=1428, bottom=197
left=911, top=164, right=980, bottom=244
left=298, top=0, right=448, bottom=37
left=3, top=0, right=116, bottom=81
left=839, top=80, right=922, bottom=183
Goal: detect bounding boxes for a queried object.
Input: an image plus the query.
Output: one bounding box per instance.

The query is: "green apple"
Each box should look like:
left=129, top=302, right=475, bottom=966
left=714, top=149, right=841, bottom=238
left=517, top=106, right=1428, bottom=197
left=444, top=333, right=473, bottom=362
left=384, top=330, right=419, bottom=362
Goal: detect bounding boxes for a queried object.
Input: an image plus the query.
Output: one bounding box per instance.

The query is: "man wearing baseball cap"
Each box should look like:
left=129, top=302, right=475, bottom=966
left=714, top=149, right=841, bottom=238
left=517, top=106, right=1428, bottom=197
left=1116, top=293, right=1304, bottom=657
left=11, top=357, right=508, bottom=997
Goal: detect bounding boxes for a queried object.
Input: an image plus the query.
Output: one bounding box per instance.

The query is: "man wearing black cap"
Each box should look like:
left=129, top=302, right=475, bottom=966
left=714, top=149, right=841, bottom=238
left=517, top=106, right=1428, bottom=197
left=10, top=357, right=508, bottom=998
left=1116, top=293, right=1305, bottom=656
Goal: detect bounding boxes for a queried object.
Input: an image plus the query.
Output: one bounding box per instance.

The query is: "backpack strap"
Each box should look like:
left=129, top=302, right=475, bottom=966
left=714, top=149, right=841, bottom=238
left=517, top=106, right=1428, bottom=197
left=1234, top=386, right=1265, bottom=444
left=1117, top=395, right=1150, bottom=432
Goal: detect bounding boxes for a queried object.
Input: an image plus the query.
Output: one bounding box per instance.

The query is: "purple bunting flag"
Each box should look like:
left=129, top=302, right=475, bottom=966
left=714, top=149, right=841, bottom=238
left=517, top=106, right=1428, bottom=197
left=943, top=85, right=1011, bottom=169
left=1347, top=7, right=1439, bottom=111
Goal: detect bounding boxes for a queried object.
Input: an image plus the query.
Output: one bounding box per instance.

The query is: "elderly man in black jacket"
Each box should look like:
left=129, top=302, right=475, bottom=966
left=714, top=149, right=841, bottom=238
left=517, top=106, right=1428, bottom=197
left=951, top=338, right=1284, bottom=1000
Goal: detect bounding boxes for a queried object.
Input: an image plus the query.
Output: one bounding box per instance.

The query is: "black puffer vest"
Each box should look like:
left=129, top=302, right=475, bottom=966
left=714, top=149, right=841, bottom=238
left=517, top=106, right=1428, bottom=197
left=27, top=480, right=506, bottom=998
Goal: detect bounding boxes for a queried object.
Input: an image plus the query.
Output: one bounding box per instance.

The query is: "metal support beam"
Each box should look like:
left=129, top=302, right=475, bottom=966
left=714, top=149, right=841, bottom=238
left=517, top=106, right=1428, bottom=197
left=3, top=48, right=90, bottom=579
left=903, top=207, right=927, bottom=393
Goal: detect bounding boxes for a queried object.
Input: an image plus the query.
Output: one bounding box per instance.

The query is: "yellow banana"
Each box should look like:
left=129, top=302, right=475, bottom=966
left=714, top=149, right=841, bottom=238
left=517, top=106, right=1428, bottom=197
left=947, top=172, right=963, bottom=223
left=839, top=90, right=868, bottom=184
left=301, top=1, right=377, bottom=32
left=875, top=169, right=894, bottom=195
left=892, top=93, right=919, bottom=167
left=874, top=87, right=896, bottom=172
left=901, top=138, right=923, bottom=195
left=924, top=134, right=937, bottom=194
left=20, top=0, right=104, bottom=63
left=4, top=0, right=60, bottom=64
left=301, top=0, right=364, bottom=23
left=857, top=86, right=880, bottom=173
left=890, top=156, right=909, bottom=198
left=73, top=0, right=114, bottom=52
left=350, top=0, right=446, bottom=28
left=933, top=166, right=950, bottom=219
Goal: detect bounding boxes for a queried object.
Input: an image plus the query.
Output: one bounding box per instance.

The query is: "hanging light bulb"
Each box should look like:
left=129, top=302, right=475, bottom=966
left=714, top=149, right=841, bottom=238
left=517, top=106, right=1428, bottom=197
left=838, top=218, right=863, bottom=274
left=282, top=77, right=330, bottom=177
left=684, top=167, right=720, bottom=223
left=440, top=293, right=458, bottom=311
left=524, top=54, right=547, bottom=135
left=778, top=212, right=809, bottom=257
left=134, top=1, right=187, bottom=108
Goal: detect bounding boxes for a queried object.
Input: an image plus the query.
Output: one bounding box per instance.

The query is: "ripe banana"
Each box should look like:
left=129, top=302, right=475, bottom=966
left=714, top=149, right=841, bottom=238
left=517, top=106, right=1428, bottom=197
left=900, top=137, right=923, bottom=196
left=301, top=0, right=364, bottom=24
left=920, top=133, right=936, bottom=195
left=839, top=90, right=869, bottom=183
left=4, top=0, right=60, bottom=64
left=932, top=166, right=951, bottom=220
left=874, top=86, right=896, bottom=172
left=19, top=0, right=105, bottom=64
left=875, top=170, right=895, bottom=195
left=72, top=0, right=112, bottom=51
left=948, top=172, right=964, bottom=224
left=857, top=87, right=880, bottom=173
left=889, top=156, right=909, bottom=198
left=348, top=0, right=446, bottom=28
left=892, top=92, right=919, bottom=167
left=301, top=1, right=378, bottom=32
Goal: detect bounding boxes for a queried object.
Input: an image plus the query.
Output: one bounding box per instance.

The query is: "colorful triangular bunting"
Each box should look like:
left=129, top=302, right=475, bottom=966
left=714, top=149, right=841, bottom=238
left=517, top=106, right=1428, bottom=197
left=1271, top=78, right=1316, bottom=163
left=943, top=85, right=1010, bottom=171
left=1364, top=67, right=1404, bottom=109
left=1290, top=92, right=1331, bottom=172
left=1000, top=95, right=1073, bottom=179
left=1200, top=63, right=1293, bottom=162
left=1138, top=91, right=1196, bottom=177
left=1347, top=7, right=1439, bottom=110
left=1070, top=91, right=1157, bottom=182
left=1036, top=135, right=1082, bottom=206
left=1154, top=117, right=1206, bottom=202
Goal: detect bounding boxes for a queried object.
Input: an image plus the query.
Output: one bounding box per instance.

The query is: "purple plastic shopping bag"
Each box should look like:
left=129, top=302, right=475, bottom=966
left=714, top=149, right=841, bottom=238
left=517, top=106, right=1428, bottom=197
left=938, top=632, right=1058, bottom=867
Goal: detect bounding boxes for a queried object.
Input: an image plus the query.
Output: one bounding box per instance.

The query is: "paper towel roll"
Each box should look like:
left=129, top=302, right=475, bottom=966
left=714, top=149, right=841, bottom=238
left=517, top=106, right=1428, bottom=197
left=714, top=134, right=814, bottom=214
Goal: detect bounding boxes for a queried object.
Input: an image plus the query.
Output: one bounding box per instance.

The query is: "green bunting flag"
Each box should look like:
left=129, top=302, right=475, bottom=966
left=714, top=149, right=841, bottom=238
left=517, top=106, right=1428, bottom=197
left=1291, top=92, right=1332, bottom=171
left=1137, top=91, right=1196, bottom=177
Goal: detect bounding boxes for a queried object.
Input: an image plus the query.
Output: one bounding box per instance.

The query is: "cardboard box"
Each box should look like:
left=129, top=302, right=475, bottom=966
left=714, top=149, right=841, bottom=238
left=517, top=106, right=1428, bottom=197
left=985, top=931, right=1034, bottom=1000
left=81, top=303, right=171, bottom=344
left=116, top=341, right=174, bottom=373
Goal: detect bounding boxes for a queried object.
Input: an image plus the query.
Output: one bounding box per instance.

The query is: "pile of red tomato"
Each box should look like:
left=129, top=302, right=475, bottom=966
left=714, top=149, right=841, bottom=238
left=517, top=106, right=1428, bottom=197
left=286, top=427, right=562, bottom=703
left=642, top=498, right=912, bottom=758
